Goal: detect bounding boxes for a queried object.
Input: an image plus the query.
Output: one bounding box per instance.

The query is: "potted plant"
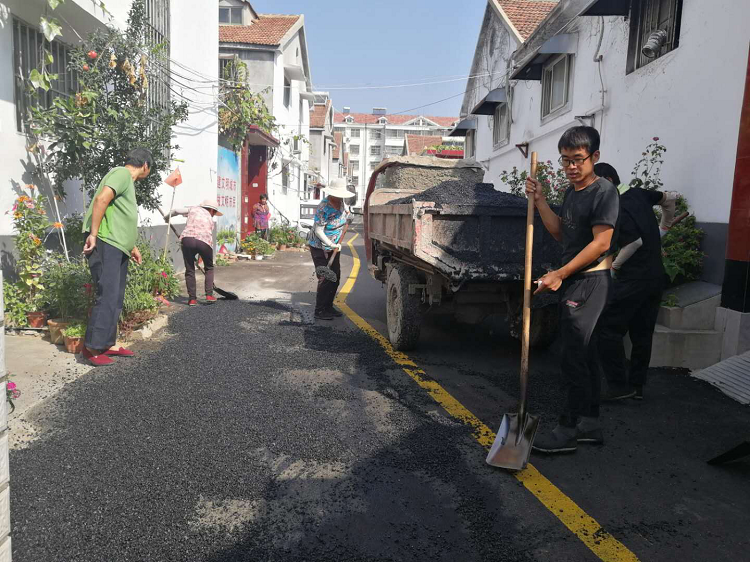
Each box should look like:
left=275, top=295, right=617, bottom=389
left=42, top=256, right=93, bottom=343
left=62, top=322, right=87, bottom=354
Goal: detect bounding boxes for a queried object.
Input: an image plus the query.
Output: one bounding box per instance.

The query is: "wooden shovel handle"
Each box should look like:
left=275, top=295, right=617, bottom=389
left=519, top=152, right=538, bottom=415
left=327, top=223, right=350, bottom=266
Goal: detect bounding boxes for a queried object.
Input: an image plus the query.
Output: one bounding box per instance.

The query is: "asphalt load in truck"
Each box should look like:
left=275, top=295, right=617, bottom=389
left=388, top=181, right=528, bottom=208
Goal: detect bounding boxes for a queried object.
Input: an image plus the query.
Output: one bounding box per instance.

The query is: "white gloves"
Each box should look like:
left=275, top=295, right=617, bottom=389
left=659, top=191, right=678, bottom=234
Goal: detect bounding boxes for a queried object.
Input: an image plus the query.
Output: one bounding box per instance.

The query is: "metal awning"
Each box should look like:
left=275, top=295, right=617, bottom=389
left=284, top=64, right=306, bottom=81
left=448, top=117, right=477, bottom=137
left=582, top=0, right=630, bottom=16
left=299, top=91, right=315, bottom=101
left=470, top=87, right=508, bottom=116
left=245, top=125, right=279, bottom=148
left=511, top=34, right=578, bottom=81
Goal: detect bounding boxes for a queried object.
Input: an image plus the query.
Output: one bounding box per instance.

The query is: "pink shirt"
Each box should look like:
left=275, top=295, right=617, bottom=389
left=179, top=206, right=214, bottom=247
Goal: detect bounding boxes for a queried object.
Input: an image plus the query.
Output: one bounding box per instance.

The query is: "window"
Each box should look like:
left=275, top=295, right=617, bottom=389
left=350, top=128, right=360, bottom=137
left=385, top=145, right=401, bottom=156
left=350, top=144, right=360, bottom=155
left=386, top=129, right=405, bottom=139
left=370, top=129, right=382, bottom=140
left=493, top=103, right=510, bottom=147
left=370, top=161, right=379, bottom=170
left=281, top=165, right=289, bottom=195
left=465, top=130, right=476, bottom=158
left=541, top=54, right=571, bottom=119
left=352, top=161, right=359, bottom=171
left=283, top=76, right=291, bottom=108
left=627, top=0, right=683, bottom=73
left=345, top=115, right=354, bottom=124
left=12, top=18, right=78, bottom=132
left=145, top=0, right=171, bottom=150
left=378, top=117, right=388, bottom=124
left=352, top=175, right=359, bottom=185
left=219, top=7, right=243, bottom=24
left=370, top=145, right=381, bottom=156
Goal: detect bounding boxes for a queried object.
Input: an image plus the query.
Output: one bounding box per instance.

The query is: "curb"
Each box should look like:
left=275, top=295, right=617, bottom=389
left=126, top=313, right=169, bottom=341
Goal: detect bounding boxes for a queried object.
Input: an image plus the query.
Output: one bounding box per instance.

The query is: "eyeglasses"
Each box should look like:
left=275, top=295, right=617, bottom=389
left=558, top=154, right=593, bottom=168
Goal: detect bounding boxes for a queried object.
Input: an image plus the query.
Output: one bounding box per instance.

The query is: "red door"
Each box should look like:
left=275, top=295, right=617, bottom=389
left=241, top=145, right=268, bottom=238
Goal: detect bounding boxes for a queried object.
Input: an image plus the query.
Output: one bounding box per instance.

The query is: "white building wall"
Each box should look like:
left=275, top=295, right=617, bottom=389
left=472, top=1, right=749, bottom=283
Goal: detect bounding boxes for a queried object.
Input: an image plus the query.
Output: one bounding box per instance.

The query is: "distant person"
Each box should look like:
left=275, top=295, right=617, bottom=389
left=82, top=148, right=152, bottom=366
left=594, top=162, right=678, bottom=401
left=308, top=179, right=354, bottom=320
left=164, top=199, right=223, bottom=306
left=525, top=127, right=619, bottom=454
left=253, top=194, right=271, bottom=240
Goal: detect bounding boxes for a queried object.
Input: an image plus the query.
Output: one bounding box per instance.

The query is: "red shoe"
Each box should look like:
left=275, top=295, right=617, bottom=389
left=188, top=299, right=198, bottom=306
left=82, top=347, right=114, bottom=366
left=205, top=295, right=217, bottom=304
left=105, top=347, right=134, bottom=357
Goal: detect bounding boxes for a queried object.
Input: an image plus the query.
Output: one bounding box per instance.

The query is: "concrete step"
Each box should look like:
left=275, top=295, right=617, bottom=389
left=642, top=324, right=723, bottom=370
left=658, top=281, right=722, bottom=331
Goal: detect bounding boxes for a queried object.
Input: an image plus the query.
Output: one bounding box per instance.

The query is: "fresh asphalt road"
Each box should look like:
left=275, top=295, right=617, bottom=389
left=8, top=227, right=750, bottom=561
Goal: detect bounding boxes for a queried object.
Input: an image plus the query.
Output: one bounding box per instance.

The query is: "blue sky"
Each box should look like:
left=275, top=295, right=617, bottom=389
left=251, top=1, right=487, bottom=118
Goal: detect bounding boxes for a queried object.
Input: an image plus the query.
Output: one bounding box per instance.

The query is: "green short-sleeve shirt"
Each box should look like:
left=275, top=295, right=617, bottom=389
left=83, top=167, right=138, bottom=255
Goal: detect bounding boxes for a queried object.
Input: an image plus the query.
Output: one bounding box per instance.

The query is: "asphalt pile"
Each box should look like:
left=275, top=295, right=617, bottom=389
left=389, top=181, right=527, bottom=208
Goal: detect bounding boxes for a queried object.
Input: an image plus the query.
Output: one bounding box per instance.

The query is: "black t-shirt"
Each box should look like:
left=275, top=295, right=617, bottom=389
left=559, top=177, right=619, bottom=270
left=616, top=188, right=665, bottom=280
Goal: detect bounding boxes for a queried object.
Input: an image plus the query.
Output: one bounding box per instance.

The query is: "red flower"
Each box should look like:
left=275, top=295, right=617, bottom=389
left=160, top=271, right=168, bottom=278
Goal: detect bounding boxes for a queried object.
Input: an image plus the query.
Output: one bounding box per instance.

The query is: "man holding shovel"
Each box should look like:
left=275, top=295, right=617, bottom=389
left=81, top=148, right=153, bottom=366
left=308, top=178, right=354, bottom=321
left=525, top=127, right=619, bottom=453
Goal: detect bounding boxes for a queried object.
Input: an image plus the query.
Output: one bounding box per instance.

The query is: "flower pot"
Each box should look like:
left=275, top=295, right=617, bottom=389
left=47, top=318, right=71, bottom=345
left=63, top=335, right=84, bottom=354
left=278, top=244, right=287, bottom=251
left=26, top=311, right=48, bottom=328
left=255, top=255, right=264, bottom=261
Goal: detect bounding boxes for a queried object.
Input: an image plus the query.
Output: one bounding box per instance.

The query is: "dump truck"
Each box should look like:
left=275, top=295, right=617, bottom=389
left=364, top=156, right=561, bottom=351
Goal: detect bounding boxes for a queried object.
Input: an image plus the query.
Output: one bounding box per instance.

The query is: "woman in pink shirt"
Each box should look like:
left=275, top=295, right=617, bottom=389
left=164, top=199, right=222, bottom=306
left=252, top=194, right=271, bottom=240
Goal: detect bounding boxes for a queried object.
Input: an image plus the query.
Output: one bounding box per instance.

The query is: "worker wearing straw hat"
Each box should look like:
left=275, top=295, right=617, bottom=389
left=164, top=199, right=222, bottom=306
left=308, top=179, right=354, bottom=320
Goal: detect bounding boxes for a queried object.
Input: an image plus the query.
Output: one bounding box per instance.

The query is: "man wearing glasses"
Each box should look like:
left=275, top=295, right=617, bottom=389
left=525, top=126, right=619, bottom=454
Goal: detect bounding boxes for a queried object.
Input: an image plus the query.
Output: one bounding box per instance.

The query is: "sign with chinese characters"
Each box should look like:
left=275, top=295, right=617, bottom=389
left=216, top=146, right=240, bottom=253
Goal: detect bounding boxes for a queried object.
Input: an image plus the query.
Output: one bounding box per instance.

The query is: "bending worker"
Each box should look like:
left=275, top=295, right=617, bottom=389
left=307, top=178, right=354, bottom=321
left=594, top=163, right=678, bottom=401
left=164, top=199, right=223, bottom=306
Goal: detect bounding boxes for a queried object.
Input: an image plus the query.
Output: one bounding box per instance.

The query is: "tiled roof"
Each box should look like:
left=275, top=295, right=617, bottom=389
left=310, top=100, right=331, bottom=129
left=404, top=135, right=444, bottom=156
left=498, top=1, right=557, bottom=40
left=334, top=113, right=458, bottom=128
left=332, top=132, right=342, bottom=159
left=219, top=14, right=300, bottom=45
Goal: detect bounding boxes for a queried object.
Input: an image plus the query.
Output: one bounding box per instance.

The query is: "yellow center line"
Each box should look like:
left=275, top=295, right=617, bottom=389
left=335, top=232, right=640, bottom=562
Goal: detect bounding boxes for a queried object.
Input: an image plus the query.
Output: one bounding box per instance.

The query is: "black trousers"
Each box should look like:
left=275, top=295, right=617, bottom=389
left=310, top=246, right=340, bottom=313
left=181, top=237, right=214, bottom=300
left=558, top=271, right=611, bottom=427
left=598, top=277, right=663, bottom=388
left=85, top=237, right=129, bottom=352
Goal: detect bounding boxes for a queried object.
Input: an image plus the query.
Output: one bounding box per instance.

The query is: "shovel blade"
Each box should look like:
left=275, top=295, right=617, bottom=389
left=485, top=412, right=540, bottom=470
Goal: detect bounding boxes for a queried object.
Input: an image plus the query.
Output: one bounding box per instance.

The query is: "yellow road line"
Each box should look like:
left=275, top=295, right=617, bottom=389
left=335, top=232, right=640, bottom=562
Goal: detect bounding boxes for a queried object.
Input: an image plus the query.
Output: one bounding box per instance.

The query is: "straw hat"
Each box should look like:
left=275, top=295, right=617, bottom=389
left=199, top=199, right=223, bottom=216
left=324, top=178, right=355, bottom=199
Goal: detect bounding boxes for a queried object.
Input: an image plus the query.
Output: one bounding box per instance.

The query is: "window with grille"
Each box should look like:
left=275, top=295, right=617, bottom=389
left=282, top=165, right=289, bottom=195
left=351, top=160, right=359, bottom=170
left=369, top=129, right=382, bottom=140
left=370, top=161, right=379, bottom=170
left=352, top=175, right=359, bottom=185
left=219, top=7, right=243, bottom=24
left=627, top=0, right=683, bottom=73
left=284, top=76, right=291, bottom=108
left=350, top=145, right=359, bottom=155
left=12, top=17, right=78, bottom=132
left=370, top=145, right=381, bottom=156
left=493, top=103, right=510, bottom=147
left=465, top=130, right=476, bottom=158
left=385, top=146, right=401, bottom=156
left=541, top=54, right=571, bottom=119
left=350, top=128, right=360, bottom=138
left=145, top=0, right=170, bottom=128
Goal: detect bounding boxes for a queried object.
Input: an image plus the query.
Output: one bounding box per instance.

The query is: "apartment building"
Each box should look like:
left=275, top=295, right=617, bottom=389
left=333, top=108, right=459, bottom=205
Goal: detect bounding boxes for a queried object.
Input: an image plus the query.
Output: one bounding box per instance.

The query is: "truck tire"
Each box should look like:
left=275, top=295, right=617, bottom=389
left=386, top=264, right=422, bottom=351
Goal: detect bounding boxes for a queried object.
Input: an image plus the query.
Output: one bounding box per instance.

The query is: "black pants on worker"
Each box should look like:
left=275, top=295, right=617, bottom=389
left=85, top=237, right=129, bottom=352
left=598, top=277, right=663, bottom=389
left=558, top=271, right=611, bottom=427
left=310, top=246, right=340, bottom=313
left=181, top=237, right=214, bottom=300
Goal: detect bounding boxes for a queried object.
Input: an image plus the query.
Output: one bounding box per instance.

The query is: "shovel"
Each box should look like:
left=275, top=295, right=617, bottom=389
left=315, top=224, right=349, bottom=283
left=159, top=206, right=239, bottom=301
left=486, top=152, right=541, bottom=471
